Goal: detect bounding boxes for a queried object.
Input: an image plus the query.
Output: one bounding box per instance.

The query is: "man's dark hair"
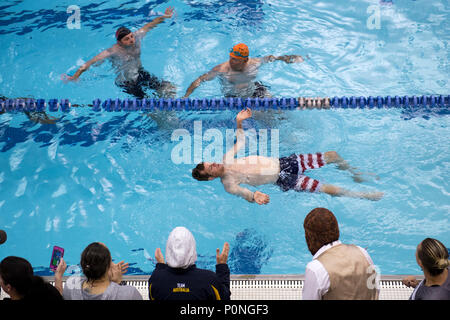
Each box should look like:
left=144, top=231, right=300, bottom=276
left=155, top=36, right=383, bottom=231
left=303, top=208, right=340, bottom=256
left=80, top=242, right=112, bottom=282
left=417, top=238, right=449, bottom=276
left=0, top=256, right=62, bottom=300
left=0, top=229, right=7, bottom=244
left=192, top=162, right=211, bottom=181
left=23, top=277, right=63, bottom=301
left=115, top=26, right=131, bottom=41
left=0, top=256, right=33, bottom=295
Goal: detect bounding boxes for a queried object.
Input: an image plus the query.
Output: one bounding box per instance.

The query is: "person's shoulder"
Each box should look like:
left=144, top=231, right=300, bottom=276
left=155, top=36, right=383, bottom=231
left=149, top=264, right=172, bottom=283
left=248, top=57, right=263, bottom=65
left=192, top=267, right=221, bottom=280
left=62, top=283, right=82, bottom=300
left=212, top=62, right=228, bottom=73
left=106, top=282, right=142, bottom=300
left=305, top=258, right=321, bottom=270
left=151, top=263, right=169, bottom=274
left=249, top=57, right=262, bottom=63
left=354, top=245, right=376, bottom=264
left=220, top=174, right=236, bottom=187
left=134, top=29, right=146, bottom=40
left=106, top=44, right=119, bottom=55
left=118, top=283, right=143, bottom=298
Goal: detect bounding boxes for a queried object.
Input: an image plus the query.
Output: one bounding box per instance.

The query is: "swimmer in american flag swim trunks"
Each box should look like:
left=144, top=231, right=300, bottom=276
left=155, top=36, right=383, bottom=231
left=192, top=108, right=384, bottom=205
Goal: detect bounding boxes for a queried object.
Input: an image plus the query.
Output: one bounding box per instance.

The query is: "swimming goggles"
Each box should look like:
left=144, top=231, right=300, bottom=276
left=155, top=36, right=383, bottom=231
left=229, top=48, right=248, bottom=58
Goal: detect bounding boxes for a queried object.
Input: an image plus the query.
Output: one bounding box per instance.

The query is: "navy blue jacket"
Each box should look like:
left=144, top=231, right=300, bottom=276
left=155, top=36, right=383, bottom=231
left=148, top=263, right=231, bottom=300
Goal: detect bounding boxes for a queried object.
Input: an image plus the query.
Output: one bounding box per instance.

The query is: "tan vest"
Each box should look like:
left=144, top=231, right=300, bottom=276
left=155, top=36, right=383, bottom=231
left=316, top=243, right=379, bottom=300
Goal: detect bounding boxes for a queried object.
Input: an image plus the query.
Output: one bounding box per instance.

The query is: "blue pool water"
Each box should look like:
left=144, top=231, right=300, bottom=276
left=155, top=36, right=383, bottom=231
left=0, top=0, right=449, bottom=276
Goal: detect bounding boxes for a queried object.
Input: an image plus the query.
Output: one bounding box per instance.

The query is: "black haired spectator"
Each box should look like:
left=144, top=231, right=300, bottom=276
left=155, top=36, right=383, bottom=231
left=0, top=229, right=6, bottom=245
left=403, top=238, right=449, bottom=300
left=148, top=226, right=231, bottom=300
left=302, top=208, right=379, bottom=300
left=54, top=242, right=142, bottom=300
left=0, top=256, right=62, bottom=300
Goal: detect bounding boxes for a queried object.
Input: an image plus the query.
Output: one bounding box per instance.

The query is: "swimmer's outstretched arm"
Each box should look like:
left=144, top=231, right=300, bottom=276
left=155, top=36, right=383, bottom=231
left=223, top=108, right=251, bottom=162
left=261, top=55, right=306, bottom=64
left=321, top=184, right=384, bottom=201
left=62, top=49, right=113, bottom=82
left=182, top=66, right=220, bottom=98
left=224, top=182, right=270, bottom=205
left=138, top=6, right=174, bottom=36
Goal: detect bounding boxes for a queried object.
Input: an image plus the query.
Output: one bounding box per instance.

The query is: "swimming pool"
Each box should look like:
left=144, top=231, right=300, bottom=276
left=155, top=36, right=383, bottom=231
left=0, top=0, right=449, bottom=276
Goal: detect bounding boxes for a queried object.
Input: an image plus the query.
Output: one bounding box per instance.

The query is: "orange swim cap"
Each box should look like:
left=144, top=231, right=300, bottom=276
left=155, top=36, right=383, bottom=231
left=229, top=43, right=249, bottom=60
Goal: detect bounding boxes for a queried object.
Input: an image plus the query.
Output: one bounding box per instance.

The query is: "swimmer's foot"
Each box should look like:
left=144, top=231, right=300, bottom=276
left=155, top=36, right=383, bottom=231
left=333, top=159, right=379, bottom=183
left=351, top=171, right=380, bottom=183
left=322, top=184, right=383, bottom=201
left=364, top=191, right=384, bottom=201
left=352, top=173, right=366, bottom=183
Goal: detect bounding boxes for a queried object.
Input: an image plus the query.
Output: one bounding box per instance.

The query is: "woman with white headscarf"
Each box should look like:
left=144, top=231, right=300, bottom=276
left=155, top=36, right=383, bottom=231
left=148, top=227, right=231, bottom=300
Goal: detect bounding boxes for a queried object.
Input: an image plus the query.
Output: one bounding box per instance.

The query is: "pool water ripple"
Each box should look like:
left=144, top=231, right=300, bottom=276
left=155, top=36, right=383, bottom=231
left=0, top=0, right=449, bottom=275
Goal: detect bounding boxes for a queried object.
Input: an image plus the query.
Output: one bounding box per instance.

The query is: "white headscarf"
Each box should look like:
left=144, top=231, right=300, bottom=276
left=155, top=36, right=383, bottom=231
left=165, top=227, right=197, bottom=269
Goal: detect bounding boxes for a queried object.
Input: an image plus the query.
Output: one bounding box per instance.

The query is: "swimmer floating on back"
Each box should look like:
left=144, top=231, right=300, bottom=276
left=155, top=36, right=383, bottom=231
left=183, top=43, right=306, bottom=99
left=192, top=108, right=384, bottom=205
left=62, top=6, right=176, bottom=99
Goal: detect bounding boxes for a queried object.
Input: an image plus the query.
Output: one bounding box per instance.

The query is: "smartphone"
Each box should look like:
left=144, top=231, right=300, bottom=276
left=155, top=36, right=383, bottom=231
left=50, top=246, right=64, bottom=271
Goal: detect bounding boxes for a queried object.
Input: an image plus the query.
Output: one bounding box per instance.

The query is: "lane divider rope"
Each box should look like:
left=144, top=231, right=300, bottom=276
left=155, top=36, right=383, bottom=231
left=1, top=95, right=449, bottom=112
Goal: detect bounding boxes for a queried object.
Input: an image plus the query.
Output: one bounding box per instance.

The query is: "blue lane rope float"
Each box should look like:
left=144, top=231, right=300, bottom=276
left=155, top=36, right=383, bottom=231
left=1, top=96, right=449, bottom=112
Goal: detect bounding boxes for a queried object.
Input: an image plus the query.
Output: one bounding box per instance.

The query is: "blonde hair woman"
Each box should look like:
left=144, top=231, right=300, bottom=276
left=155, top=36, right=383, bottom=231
left=403, top=238, right=449, bottom=300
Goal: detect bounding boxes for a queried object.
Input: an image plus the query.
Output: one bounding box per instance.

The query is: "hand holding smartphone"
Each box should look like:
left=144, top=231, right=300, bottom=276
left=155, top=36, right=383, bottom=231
left=50, top=246, right=64, bottom=271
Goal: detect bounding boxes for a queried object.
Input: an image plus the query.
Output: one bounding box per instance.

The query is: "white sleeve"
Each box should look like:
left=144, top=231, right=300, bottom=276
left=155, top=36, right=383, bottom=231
left=302, top=260, right=330, bottom=300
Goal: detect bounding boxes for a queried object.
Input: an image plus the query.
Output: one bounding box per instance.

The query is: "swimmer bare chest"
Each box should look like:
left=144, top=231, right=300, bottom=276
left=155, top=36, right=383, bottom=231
left=223, top=156, right=280, bottom=185
left=111, top=43, right=142, bottom=64
left=219, top=63, right=259, bottom=88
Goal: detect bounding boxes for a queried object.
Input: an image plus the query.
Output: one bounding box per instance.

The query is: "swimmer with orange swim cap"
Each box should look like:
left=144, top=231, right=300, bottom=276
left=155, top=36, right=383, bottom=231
left=62, top=7, right=176, bottom=99
left=183, top=43, right=306, bottom=98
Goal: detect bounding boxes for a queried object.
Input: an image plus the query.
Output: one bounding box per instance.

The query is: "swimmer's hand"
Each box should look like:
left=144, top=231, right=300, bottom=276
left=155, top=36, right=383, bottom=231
left=266, top=55, right=305, bottom=64
left=162, top=6, right=174, bottom=19
left=236, top=107, right=252, bottom=122
left=282, top=55, right=304, bottom=63
left=61, top=73, right=79, bottom=83
left=254, top=191, right=270, bottom=205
